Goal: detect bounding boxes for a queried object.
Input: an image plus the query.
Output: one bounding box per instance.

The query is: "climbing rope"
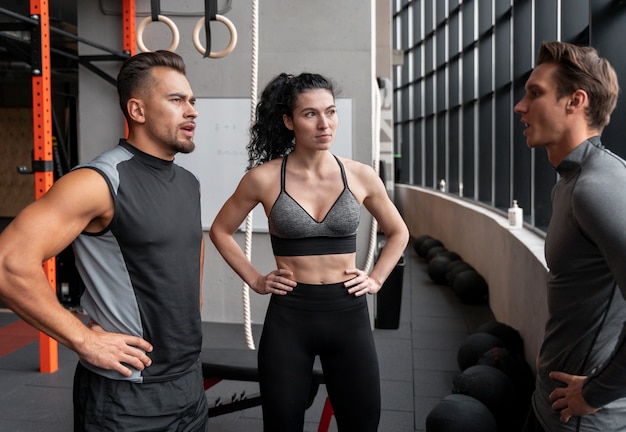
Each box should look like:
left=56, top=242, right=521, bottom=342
left=242, top=0, right=259, bottom=350
left=363, top=78, right=382, bottom=274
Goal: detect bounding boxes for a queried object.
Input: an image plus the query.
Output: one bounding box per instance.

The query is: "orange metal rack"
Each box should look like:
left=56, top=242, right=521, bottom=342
left=30, top=0, right=57, bottom=374
left=30, top=0, right=137, bottom=373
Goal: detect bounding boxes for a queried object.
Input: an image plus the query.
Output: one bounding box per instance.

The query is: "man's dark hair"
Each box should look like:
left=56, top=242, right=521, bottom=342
left=117, top=50, right=187, bottom=121
left=537, top=41, right=619, bottom=132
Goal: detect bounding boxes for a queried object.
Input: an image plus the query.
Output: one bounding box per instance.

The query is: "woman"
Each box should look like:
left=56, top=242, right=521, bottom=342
left=209, top=72, right=409, bottom=431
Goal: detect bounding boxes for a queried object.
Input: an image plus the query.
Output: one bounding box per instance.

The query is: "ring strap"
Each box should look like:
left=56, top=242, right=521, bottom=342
left=150, top=0, right=160, bottom=22
left=204, top=0, right=218, bottom=58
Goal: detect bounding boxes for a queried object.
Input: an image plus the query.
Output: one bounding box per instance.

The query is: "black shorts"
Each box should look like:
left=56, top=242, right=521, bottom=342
left=73, top=361, right=209, bottom=431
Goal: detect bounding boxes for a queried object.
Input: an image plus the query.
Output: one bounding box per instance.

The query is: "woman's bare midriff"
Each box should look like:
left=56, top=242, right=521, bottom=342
left=274, top=252, right=357, bottom=285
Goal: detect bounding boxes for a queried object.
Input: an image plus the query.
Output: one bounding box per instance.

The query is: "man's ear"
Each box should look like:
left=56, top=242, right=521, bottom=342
left=127, top=98, right=146, bottom=123
left=567, top=89, right=588, bottom=111
left=283, top=114, right=294, bottom=131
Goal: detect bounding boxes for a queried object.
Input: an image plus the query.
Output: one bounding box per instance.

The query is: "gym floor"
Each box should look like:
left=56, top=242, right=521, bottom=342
left=0, top=241, right=495, bottom=431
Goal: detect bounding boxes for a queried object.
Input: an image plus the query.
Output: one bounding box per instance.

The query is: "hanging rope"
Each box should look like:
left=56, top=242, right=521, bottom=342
left=242, top=0, right=259, bottom=350
left=363, top=77, right=382, bottom=273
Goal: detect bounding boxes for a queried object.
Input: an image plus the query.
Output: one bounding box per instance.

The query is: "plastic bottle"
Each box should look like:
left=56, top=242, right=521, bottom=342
left=508, top=200, right=523, bottom=229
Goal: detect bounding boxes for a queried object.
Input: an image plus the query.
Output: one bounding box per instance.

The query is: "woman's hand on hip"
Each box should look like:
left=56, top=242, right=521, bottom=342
left=344, top=268, right=381, bottom=296
left=255, top=269, right=296, bottom=295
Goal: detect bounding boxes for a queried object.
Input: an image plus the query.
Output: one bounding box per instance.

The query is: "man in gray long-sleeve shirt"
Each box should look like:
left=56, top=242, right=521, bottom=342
left=515, top=41, right=626, bottom=431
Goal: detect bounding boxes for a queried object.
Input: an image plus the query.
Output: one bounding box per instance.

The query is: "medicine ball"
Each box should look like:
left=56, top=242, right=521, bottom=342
left=428, top=249, right=461, bottom=264
left=478, top=347, right=534, bottom=395
left=413, top=234, right=433, bottom=255
left=457, top=332, right=504, bottom=371
left=475, top=321, right=524, bottom=355
left=442, top=250, right=462, bottom=262
left=452, top=269, right=488, bottom=304
left=477, top=346, right=514, bottom=373
left=426, top=245, right=448, bottom=262
left=428, top=255, right=454, bottom=285
left=452, top=365, right=516, bottom=430
left=418, top=237, right=444, bottom=258
left=445, top=260, right=474, bottom=286
left=478, top=346, right=534, bottom=427
left=426, top=394, right=497, bottom=432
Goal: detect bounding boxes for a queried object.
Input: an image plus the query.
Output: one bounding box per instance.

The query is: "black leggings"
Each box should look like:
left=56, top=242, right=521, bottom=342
left=258, top=281, right=381, bottom=432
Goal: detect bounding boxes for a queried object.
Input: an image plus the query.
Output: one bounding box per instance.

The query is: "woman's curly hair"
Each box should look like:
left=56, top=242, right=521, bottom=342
left=247, top=72, right=336, bottom=169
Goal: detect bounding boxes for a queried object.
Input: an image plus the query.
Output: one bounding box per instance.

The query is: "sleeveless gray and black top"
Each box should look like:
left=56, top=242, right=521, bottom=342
left=72, top=140, right=203, bottom=383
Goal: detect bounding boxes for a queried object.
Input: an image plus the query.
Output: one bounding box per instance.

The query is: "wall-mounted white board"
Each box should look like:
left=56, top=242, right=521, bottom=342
left=175, top=98, right=353, bottom=230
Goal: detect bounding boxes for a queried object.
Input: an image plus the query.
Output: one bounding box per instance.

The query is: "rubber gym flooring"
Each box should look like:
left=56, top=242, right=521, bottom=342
left=0, top=240, right=495, bottom=431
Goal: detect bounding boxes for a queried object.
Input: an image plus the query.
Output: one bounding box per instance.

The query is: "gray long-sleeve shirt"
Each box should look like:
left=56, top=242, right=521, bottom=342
left=533, top=136, right=626, bottom=431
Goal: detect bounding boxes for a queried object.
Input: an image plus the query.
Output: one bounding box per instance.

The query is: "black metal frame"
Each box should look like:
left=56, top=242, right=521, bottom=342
left=0, top=6, right=129, bottom=87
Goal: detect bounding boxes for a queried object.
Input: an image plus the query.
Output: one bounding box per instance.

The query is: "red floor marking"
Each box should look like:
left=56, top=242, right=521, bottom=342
left=0, top=319, right=39, bottom=357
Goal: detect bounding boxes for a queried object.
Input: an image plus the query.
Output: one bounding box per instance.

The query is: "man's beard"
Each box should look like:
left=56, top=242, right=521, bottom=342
left=173, top=139, right=196, bottom=154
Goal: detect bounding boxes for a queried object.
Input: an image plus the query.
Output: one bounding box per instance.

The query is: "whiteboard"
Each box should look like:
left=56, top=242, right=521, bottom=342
left=175, top=98, right=353, bottom=230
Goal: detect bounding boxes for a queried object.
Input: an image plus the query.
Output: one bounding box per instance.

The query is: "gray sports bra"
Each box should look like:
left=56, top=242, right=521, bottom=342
left=268, top=155, right=360, bottom=256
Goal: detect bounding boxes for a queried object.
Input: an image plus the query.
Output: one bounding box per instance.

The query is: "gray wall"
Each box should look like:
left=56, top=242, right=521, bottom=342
left=77, top=1, right=377, bottom=324
left=395, top=184, right=549, bottom=370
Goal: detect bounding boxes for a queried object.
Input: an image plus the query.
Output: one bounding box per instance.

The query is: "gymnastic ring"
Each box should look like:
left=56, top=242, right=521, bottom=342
left=136, top=15, right=180, bottom=53
left=192, top=15, right=238, bottom=59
